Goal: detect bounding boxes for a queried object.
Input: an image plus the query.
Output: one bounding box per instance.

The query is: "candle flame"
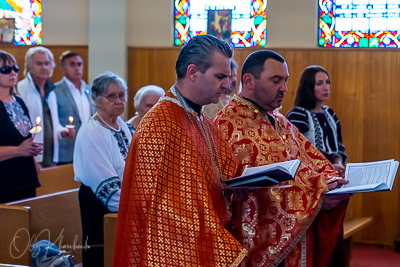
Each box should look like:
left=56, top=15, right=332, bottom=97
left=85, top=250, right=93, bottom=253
left=36, top=116, right=41, bottom=125
left=69, top=116, right=74, bottom=124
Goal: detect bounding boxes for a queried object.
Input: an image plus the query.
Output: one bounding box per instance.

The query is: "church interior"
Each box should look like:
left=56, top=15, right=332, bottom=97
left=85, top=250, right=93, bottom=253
left=1, top=0, right=400, bottom=266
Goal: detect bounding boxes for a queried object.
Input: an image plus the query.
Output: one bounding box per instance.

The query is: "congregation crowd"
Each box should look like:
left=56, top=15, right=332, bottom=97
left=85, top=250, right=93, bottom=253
left=0, top=34, right=352, bottom=267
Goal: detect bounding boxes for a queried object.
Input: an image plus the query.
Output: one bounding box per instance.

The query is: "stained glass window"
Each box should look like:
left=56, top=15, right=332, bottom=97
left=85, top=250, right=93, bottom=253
left=319, top=0, right=400, bottom=48
left=0, top=0, right=42, bottom=45
left=174, top=0, right=267, bottom=48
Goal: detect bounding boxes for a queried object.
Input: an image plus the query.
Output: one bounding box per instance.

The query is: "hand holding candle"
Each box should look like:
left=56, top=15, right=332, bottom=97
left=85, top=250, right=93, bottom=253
left=63, top=116, right=76, bottom=139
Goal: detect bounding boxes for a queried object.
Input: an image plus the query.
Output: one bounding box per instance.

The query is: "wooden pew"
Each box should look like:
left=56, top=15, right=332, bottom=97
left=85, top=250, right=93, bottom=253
left=37, top=164, right=80, bottom=196
left=343, top=217, right=373, bottom=265
left=104, top=213, right=118, bottom=267
left=0, top=189, right=82, bottom=266
left=103, top=214, right=373, bottom=267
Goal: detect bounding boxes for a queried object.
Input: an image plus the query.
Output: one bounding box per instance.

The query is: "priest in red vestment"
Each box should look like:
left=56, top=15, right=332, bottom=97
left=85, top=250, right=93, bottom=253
left=214, top=50, right=351, bottom=267
left=113, top=35, right=247, bottom=266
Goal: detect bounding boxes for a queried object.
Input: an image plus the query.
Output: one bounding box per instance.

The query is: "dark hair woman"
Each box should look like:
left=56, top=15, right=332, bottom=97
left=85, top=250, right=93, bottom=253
left=287, top=65, right=348, bottom=266
left=288, top=65, right=346, bottom=173
left=0, top=50, right=42, bottom=203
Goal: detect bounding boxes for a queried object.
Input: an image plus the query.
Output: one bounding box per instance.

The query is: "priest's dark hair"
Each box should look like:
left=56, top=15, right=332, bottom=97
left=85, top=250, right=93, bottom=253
left=294, top=65, right=330, bottom=110
left=175, top=34, right=233, bottom=80
left=241, top=50, right=285, bottom=83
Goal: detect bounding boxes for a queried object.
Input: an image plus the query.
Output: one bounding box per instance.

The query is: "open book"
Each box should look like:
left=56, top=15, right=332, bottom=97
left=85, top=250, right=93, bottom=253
left=326, top=159, right=399, bottom=194
left=223, top=159, right=300, bottom=188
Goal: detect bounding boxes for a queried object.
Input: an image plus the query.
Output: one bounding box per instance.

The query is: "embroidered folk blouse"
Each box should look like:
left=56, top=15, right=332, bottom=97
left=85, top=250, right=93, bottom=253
left=73, top=116, right=133, bottom=212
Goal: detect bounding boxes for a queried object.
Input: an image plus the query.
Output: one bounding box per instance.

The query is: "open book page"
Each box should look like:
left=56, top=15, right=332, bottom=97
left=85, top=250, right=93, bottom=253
left=241, top=159, right=300, bottom=176
left=343, top=160, right=393, bottom=188
left=326, top=159, right=399, bottom=194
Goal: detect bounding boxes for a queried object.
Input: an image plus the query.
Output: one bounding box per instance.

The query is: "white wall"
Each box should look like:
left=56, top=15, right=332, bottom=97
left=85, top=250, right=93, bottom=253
left=42, top=0, right=89, bottom=45
left=126, top=0, right=174, bottom=47
left=88, top=0, right=127, bottom=82
left=41, top=0, right=319, bottom=48
left=266, top=0, right=318, bottom=48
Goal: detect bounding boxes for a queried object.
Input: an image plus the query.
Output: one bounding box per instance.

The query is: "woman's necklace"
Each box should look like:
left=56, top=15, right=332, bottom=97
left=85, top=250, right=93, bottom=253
left=94, top=112, right=129, bottom=156
left=95, top=112, right=120, bottom=132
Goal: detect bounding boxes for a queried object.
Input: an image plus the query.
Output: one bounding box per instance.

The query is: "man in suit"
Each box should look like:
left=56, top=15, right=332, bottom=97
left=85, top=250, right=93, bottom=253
left=48, top=51, right=95, bottom=164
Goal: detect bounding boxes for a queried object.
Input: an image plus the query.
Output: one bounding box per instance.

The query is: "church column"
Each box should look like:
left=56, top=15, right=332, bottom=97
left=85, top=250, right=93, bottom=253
left=88, top=0, right=128, bottom=118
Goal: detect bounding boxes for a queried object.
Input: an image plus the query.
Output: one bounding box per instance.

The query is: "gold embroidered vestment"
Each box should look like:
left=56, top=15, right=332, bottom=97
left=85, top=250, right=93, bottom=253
left=113, top=90, right=247, bottom=266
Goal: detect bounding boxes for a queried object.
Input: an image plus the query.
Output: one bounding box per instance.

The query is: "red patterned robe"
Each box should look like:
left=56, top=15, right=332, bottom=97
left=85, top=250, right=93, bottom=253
left=214, top=95, right=347, bottom=267
left=113, top=89, right=247, bottom=266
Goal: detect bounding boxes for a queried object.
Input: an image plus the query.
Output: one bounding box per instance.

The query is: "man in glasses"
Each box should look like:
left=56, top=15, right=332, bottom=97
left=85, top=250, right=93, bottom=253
left=47, top=51, right=95, bottom=165
left=113, top=35, right=247, bottom=266
left=203, top=58, right=238, bottom=119
left=18, top=47, right=57, bottom=168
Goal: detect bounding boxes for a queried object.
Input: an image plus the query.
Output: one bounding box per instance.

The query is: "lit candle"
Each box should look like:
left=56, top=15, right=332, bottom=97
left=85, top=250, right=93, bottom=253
left=69, top=116, right=74, bottom=125
left=36, top=116, right=41, bottom=131
left=30, top=116, right=42, bottom=136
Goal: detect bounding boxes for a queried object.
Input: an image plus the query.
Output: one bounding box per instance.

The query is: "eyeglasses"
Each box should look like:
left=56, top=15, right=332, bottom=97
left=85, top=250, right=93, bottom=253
left=101, top=93, right=126, bottom=102
left=0, top=65, right=19, bottom=74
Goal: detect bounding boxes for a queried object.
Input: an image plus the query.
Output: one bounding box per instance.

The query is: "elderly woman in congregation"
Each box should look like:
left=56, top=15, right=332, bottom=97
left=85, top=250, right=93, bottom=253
left=73, top=71, right=133, bottom=267
left=127, top=84, right=165, bottom=129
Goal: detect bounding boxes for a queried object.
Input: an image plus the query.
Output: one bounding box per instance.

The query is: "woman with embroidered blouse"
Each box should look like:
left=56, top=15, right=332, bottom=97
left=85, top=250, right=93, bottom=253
left=73, top=72, right=133, bottom=267
left=0, top=51, right=43, bottom=203
left=287, top=65, right=348, bottom=266
left=287, top=65, right=347, bottom=174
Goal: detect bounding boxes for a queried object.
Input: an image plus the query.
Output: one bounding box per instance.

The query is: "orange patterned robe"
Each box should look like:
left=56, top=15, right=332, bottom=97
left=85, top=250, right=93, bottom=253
left=214, top=95, right=346, bottom=267
left=113, top=89, right=247, bottom=266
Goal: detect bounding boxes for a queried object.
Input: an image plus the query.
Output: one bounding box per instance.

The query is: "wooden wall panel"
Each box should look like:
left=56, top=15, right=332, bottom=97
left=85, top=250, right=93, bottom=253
left=127, top=48, right=179, bottom=117
left=127, top=47, right=400, bottom=248
left=0, top=44, right=88, bottom=84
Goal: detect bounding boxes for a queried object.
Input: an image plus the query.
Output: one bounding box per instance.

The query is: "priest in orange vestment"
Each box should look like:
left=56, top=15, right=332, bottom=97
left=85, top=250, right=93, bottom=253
left=113, top=35, right=247, bottom=266
left=215, top=50, right=350, bottom=267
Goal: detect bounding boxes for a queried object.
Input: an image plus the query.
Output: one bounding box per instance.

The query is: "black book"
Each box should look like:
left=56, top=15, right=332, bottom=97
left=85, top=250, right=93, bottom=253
left=224, top=159, right=301, bottom=188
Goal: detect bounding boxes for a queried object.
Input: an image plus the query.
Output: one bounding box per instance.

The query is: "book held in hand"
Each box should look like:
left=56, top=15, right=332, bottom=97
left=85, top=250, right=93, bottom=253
left=223, top=159, right=300, bottom=188
left=326, top=159, right=399, bottom=194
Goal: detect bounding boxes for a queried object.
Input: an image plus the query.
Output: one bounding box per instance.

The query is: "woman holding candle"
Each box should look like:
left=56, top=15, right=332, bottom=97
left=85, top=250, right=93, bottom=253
left=73, top=72, right=133, bottom=267
left=0, top=51, right=43, bottom=203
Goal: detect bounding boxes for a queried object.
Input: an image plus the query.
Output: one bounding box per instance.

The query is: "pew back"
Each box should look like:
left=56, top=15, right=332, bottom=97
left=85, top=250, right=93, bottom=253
left=0, top=189, right=82, bottom=265
left=104, top=213, right=118, bottom=267
left=37, top=164, right=79, bottom=196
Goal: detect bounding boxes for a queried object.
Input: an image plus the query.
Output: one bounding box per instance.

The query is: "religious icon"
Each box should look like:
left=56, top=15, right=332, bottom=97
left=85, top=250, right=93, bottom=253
left=207, top=10, right=232, bottom=43
left=0, top=18, right=15, bottom=43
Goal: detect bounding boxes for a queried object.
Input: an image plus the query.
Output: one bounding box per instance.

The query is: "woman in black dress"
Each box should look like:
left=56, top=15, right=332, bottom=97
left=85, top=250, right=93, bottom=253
left=287, top=65, right=348, bottom=267
left=0, top=51, right=42, bottom=203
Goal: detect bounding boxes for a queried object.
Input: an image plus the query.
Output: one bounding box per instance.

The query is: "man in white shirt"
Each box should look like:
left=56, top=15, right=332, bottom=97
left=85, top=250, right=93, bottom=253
left=18, top=47, right=57, bottom=167
left=48, top=51, right=95, bottom=164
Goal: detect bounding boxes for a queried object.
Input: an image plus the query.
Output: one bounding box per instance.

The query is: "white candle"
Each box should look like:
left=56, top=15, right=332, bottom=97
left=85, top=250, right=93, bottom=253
left=35, top=116, right=41, bottom=131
